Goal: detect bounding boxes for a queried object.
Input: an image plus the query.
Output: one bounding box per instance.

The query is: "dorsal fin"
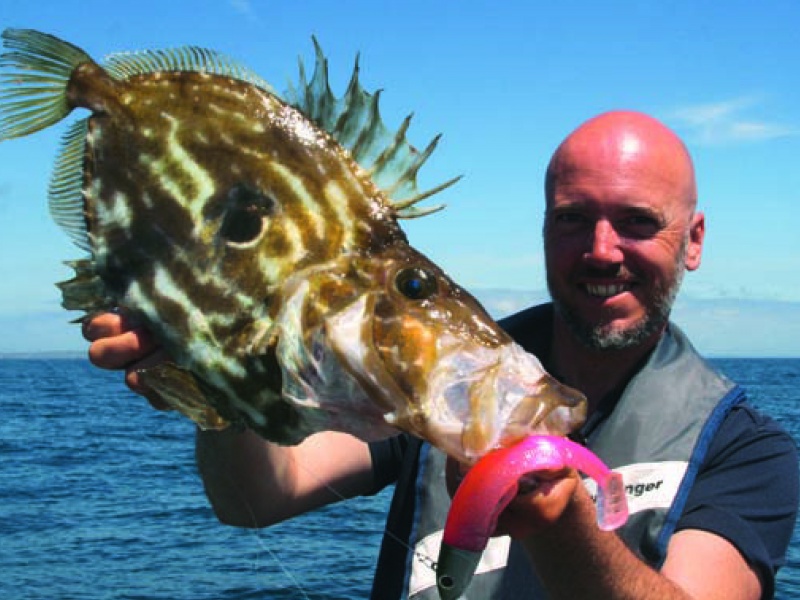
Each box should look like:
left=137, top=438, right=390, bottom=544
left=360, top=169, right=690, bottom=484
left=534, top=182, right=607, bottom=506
left=283, top=38, right=459, bottom=218
left=102, top=45, right=276, bottom=93
left=2, top=30, right=457, bottom=223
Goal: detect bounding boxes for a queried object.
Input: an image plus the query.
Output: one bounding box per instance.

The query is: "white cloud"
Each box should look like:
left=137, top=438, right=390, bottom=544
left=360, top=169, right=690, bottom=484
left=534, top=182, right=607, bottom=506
left=229, top=0, right=258, bottom=21
left=672, top=297, right=800, bottom=357
left=668, top=95, right=799, bottom=145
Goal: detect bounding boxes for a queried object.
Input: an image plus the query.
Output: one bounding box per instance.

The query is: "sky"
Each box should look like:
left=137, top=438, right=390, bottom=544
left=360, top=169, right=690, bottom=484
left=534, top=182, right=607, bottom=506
left=1, top=0, right=799, bottom=356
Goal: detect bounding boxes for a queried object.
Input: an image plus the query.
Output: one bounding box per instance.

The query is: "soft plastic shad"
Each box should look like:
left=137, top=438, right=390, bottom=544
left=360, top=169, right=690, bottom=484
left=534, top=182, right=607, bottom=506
left=436, top=435, right=628, bottom=599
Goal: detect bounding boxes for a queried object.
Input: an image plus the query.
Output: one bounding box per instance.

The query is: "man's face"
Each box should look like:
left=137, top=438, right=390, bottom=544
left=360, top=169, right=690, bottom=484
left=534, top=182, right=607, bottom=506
left=543, top=129, right=704, bottom=351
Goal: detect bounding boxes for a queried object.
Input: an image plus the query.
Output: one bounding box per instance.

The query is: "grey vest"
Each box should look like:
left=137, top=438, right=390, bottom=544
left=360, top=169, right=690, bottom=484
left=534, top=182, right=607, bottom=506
left=403, top=324, right=744, bottom=599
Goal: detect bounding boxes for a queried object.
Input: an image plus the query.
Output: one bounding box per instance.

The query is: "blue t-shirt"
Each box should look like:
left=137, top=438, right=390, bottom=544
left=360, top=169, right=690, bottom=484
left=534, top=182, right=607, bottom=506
left=678, top=401, right=798, bottom=597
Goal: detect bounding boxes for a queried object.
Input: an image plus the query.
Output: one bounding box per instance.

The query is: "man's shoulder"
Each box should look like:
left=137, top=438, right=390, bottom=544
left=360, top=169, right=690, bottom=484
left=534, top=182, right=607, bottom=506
left=711, top=400, right=798, bottom=460
left=682, top=399, right=798, bottom=595
left=499, top=303, right=554, bottom=355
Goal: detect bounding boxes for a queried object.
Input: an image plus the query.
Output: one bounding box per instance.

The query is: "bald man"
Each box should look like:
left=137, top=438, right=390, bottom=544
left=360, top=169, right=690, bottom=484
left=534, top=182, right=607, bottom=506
left=85, top=111, right=798, bottom=599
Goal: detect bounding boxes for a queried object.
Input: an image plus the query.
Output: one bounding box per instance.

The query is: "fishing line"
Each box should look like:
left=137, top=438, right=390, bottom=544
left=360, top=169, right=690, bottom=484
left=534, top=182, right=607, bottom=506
left=220, top=467, right=316, bottom=600
left=212, top=433, right=446, bottom=597
left=291, top=448, right=442, bottom=574
left=293, top=442, right=523, bottom=590
left=244, top=529, right=315, bottom=600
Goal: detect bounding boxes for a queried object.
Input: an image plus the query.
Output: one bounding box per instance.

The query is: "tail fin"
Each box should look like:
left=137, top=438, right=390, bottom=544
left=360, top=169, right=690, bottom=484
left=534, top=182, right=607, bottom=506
left=0, top=28, right=90, bottom=140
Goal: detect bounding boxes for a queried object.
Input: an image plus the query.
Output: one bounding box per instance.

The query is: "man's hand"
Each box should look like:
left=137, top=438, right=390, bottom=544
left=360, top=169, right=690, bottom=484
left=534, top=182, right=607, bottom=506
left=493, top=467, right=580, bottom=538
left=82, top=311, right=171, bottom=409
left=445, top=456, right=581, bottom=538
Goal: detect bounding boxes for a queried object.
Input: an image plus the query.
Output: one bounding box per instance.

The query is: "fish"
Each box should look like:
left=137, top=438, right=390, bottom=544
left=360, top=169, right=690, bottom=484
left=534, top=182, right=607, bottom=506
left=0, top=29, right=587, bottom=464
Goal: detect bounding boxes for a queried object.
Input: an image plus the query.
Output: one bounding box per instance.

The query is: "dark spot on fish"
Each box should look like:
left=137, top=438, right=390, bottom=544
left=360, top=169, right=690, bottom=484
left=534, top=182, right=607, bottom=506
left=210, top=183, right=275, bottom=245
left=220, top=187, right=274, bottom=244
left=220, top=202, right=264, bottom=243
left=252, top=395, right=306, bottom=445
left=394, top=266, right=438, bottom=300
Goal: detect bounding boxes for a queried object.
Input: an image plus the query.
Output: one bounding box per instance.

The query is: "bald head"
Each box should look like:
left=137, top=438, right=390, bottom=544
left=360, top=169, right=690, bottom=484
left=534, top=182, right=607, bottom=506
left=545, top=111, right=697, bottom=213
left=543, top=111, right=706, bottom=353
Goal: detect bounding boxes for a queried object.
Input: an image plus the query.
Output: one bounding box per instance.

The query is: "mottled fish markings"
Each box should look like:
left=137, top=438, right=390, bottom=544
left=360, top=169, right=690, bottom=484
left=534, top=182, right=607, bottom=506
left=0, top=29, right=586, bottom=463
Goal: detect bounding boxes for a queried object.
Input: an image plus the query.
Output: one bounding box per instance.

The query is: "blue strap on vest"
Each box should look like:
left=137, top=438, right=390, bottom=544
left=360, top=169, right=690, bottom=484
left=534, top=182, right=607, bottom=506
left=655, top=383, right=747, bottom=562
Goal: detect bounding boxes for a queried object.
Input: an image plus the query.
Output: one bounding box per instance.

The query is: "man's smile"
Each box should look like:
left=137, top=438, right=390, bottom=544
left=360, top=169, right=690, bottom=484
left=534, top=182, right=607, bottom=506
left=583, top=282, right=633, bottom=298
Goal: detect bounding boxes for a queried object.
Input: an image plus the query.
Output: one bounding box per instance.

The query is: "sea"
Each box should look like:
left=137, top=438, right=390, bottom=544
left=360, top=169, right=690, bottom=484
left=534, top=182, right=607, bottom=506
left=0, top=357, right=798, bottom=600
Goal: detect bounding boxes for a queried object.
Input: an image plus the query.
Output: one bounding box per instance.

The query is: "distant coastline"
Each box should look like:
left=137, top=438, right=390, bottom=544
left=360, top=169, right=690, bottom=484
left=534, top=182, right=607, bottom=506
left=0, top=351, right=85, bottom=360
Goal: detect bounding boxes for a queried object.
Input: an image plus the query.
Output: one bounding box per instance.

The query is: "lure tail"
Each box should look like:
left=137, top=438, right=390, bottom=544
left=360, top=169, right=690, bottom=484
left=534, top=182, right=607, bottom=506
left=0, top=28, right=91, bottom=140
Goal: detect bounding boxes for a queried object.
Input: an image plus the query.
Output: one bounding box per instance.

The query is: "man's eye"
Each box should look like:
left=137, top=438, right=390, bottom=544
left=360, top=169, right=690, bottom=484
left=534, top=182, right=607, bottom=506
left=553, top=212, right=588, bottom=224
left=619, top=216, right=660, bottom=238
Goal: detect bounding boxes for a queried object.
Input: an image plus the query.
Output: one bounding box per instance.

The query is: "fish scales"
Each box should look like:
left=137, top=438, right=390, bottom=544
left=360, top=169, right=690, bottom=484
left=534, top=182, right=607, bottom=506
left=0, top=29, right=587, bottom=463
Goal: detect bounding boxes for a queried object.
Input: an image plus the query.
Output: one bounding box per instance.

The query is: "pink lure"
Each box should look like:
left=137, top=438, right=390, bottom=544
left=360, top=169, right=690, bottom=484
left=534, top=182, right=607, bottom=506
left=436, top=435, right=628, bottom=599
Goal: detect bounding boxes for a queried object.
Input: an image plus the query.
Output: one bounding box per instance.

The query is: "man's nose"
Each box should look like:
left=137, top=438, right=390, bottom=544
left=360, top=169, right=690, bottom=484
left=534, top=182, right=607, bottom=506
left=585, top=220, right=623, bottom=264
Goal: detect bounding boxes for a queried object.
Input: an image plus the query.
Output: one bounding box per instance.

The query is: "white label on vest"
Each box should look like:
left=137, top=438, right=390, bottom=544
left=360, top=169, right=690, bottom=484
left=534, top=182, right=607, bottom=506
left=408, top=530, right=511, bottom=597
left=582, top=461, right=689, bottom=515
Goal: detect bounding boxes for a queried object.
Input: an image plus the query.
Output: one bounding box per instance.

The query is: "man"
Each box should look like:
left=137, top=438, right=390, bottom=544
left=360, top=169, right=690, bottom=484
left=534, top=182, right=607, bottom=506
left=84, top=111, right=798, bottom=599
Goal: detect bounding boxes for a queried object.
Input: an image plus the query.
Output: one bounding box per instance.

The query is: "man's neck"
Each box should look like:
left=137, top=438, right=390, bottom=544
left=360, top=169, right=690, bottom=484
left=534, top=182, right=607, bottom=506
left=550, top=317, right=661, bottom=414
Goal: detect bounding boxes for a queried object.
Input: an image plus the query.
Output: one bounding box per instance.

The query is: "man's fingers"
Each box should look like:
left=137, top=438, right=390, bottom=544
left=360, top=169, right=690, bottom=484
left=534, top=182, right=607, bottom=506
left=81, top=311, right=173, bottom=412
left=81, top=311, right=142, bottom=341
left=88, top=328, right=159, bottom=370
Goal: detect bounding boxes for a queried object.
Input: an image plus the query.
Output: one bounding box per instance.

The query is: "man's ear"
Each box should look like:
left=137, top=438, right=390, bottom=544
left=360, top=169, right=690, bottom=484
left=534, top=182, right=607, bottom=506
left=685, top=211, right=705, bottom=271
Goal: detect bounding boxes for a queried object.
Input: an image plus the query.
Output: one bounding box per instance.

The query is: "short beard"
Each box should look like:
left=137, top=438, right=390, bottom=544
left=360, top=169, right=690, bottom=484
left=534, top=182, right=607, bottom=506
left=549, top=241, right=687, bottom=351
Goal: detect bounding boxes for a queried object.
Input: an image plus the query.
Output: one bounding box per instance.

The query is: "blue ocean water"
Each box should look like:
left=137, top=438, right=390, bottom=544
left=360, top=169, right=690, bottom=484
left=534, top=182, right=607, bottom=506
left=0, top=357, right=798, bottom=599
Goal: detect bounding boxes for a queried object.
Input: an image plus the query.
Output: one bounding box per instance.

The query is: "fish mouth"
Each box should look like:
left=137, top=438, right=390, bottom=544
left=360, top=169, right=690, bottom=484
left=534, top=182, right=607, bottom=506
left=325, top=296, right=587, bottom=462
left=271, top=271, right=586, bottom=462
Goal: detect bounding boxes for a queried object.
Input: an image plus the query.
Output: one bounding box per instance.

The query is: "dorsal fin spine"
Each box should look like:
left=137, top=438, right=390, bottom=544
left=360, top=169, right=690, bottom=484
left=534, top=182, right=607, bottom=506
left=284, top=39, right=459, bottom=212
left=349, top=89, right=385, bottom=160
left=369, top=114, right=413, bottom=177
left=309, top=38, right=336, bottom=129
left=384, top=133, right=441, bottom=198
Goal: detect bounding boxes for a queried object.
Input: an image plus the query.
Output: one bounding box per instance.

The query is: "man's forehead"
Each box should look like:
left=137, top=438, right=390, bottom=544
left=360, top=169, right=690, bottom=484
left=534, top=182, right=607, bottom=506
left=547, top=166, right=693, bottom=218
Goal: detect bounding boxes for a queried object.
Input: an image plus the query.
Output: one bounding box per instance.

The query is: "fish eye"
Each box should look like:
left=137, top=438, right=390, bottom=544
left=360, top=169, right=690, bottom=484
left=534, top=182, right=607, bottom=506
left=394, top=267, right=438, bottom=300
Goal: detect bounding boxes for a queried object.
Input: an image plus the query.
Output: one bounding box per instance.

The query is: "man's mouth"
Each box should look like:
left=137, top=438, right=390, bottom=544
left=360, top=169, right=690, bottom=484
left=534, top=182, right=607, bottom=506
left=584, top=283, right=631, bottom=298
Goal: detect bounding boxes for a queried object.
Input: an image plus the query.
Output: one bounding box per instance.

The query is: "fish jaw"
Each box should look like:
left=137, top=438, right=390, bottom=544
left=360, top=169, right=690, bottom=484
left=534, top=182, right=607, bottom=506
left=274, top=252, right=589, bottom=462
left=409, top=342, right=588, bottom=461
left=364, top=251, right=587, bottom=461
left=329, top=302, right=587, bottom=462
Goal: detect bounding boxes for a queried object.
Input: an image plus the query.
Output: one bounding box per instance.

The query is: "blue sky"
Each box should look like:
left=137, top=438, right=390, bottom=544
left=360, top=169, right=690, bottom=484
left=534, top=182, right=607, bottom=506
left=1, top=0, right=799, bottom=356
